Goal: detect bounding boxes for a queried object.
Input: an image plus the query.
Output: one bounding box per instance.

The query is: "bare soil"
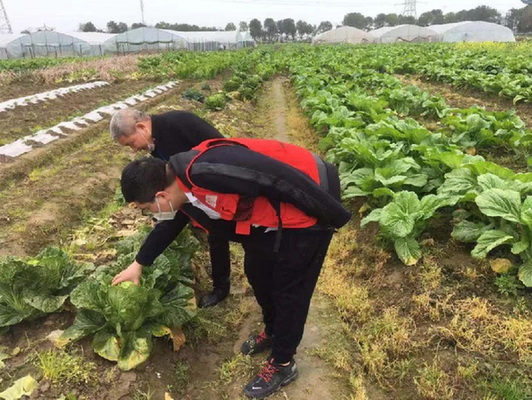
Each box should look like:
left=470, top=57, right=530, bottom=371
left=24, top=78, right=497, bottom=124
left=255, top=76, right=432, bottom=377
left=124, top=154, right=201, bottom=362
left=0, top=79, right=160, bottom=145
left=0, top=79, right=69, bottom=103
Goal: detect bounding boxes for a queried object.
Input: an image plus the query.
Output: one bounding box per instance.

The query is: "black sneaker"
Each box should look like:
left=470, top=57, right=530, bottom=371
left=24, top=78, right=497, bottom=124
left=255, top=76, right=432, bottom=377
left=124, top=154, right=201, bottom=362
left=243, top=358, right=298, bottom=399
left=241, top=331, right=273, bottom=356
left=198, top=287, right=229, bottom=308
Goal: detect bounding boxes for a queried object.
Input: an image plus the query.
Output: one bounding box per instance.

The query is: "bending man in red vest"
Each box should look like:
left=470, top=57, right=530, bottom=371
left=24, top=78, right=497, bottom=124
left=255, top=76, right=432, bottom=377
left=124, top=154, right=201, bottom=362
left=112, top=138, right=351, bottom=399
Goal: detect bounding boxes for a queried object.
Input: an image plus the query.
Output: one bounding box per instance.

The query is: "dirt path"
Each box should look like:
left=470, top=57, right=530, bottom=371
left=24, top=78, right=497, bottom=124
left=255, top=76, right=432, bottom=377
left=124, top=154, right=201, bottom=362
left=245, top=77, right=349, bottom=399
left=174, top=77, right=350, bottom=400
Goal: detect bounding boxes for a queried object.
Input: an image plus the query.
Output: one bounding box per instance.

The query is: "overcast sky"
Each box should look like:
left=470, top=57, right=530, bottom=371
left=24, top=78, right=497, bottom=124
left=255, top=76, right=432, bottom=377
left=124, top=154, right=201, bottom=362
left=3, top=0, right=526, bottom=33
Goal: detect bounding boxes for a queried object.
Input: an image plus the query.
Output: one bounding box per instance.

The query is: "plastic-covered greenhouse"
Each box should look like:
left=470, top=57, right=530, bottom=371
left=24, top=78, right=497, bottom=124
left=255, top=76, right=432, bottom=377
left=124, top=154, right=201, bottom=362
left=240, top=31, right=256, bottom=47
left=430, top=21, right=515, bottom=42
left=3, top=31, right=114, bottom=58
left=104, top=28, right=187, bottom=54
left=175, top=30, right=244, bottom=51
left=0, top=34, right=25, bottom=59
left=312, top=27, right=375, bottom=45
left=370, top=24, right=438, bottom=43
left=104, top=28, right=250, bottom=53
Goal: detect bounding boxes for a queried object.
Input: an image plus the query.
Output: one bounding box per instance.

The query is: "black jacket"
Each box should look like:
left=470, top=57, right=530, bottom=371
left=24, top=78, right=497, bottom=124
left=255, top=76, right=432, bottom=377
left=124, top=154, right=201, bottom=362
left=136, top=143, right=351, bottom=266
left=135, top=111, right=223, bottom=266
left=150, top=111, right=224, bottom=161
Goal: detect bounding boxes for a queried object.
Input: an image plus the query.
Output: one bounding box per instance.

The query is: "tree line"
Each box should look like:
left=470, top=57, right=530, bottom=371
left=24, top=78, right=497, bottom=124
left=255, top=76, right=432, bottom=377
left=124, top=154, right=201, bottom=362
left=72, top=4, right=532, bottom=41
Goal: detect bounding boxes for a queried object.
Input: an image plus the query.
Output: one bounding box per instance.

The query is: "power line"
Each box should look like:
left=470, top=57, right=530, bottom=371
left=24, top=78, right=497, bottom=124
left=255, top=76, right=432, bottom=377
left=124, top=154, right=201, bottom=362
left=0, top=0, right=13, bottom=34
left=401, top=0, right=417, bottom=17
left=140, top=0, right=146, bottom=24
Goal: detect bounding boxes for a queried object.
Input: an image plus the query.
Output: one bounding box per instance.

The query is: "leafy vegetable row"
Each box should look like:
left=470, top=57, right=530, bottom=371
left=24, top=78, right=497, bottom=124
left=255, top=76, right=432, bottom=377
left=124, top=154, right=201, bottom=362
left=274, top=45, right=532, bottom=287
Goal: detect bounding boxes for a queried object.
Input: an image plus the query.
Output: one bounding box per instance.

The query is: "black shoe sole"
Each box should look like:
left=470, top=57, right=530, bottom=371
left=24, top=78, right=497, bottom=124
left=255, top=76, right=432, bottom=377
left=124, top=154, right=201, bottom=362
left=243, top=369, right=298, bottom=399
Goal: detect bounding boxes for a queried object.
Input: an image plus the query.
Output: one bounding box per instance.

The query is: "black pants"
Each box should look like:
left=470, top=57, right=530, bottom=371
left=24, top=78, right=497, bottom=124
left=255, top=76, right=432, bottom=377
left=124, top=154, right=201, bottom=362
left=241, top=227, right=334, bottom=364
left=208, top=233, right=231, bottom=291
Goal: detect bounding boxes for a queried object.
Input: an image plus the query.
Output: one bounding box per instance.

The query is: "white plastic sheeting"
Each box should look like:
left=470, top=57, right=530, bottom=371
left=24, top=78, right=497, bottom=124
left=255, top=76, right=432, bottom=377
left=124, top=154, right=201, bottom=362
left=0, top=82, right=178, bottom=159
left=5, top=31, right=115, bottom=59
left=312, top=27, right=375, bottom=45
left=0, top=34, right=25, bottom=59
left=174, top=30, right=243, bottom=50
left=105, top=28, right=251, bottom=53
left=430, top=21, right=515, bottom=42
left=0, top=81, right=109, bottom=113
left=370, top=25, right=438, bottom=43
left=104, top=28, right=187, bottom=54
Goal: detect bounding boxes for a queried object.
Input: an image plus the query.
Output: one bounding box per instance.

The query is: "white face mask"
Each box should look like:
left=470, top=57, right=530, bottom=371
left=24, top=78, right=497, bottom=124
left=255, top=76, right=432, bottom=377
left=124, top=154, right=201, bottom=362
left=153, top=197, right=177, bottom=221
left=143, top=133, right=155, bottom=152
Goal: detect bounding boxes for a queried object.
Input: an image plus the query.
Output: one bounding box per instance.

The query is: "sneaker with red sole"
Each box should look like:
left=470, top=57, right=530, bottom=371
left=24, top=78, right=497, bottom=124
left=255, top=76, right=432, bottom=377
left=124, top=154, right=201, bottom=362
left=240, top=331, right=273, bottom=356
left=243, top=358, right=298, bottom=399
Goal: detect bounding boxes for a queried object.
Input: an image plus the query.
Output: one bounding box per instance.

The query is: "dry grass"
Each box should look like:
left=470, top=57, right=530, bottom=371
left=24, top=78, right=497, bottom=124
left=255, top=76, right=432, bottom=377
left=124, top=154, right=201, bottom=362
left=0, top=55, right=141, bottom=85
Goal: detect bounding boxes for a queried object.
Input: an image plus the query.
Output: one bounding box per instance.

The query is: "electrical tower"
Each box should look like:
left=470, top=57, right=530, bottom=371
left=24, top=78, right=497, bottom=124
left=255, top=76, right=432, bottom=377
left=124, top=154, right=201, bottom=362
left=140, top=0, right=146, bottom=25
left=402, top=0, right=417, bottom=18
left=0, top=0, right=13, bottom=34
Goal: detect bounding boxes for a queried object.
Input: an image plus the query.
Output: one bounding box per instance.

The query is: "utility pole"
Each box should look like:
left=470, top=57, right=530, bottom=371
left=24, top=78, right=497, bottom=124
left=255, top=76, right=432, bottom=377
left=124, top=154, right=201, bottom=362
left=402, top=0, right=417, bottom=18
left=140, top=0, right=146, bottom=25
left=0, top=0, right=13, bottom=34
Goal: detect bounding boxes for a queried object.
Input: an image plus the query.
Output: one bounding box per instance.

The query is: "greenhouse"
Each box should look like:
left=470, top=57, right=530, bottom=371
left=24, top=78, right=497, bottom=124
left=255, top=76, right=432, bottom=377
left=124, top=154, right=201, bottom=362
left=175, top=30, right=244, bottom=51
left=239, top=31, right=256, bottom=48
left=370, top=24, right=438, bottom=43
left=312, top=26, right=375, bottom=45
left=0, top=34, right=25, bottom=59
left=430, top=21, right=515, bottom=42
left=103, top=27, right=187, bottom=54
left=4, top=31, right=114, bottom=59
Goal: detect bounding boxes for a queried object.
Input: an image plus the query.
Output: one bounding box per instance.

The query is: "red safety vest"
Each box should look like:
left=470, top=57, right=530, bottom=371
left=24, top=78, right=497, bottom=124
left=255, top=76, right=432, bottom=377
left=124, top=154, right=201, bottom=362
left=175, top=138, right=320, bottom=235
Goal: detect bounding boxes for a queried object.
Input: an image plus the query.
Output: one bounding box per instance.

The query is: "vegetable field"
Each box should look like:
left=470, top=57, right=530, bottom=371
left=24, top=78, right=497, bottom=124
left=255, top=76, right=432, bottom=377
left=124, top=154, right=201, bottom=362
left=0, top=43, right=531, bottom=400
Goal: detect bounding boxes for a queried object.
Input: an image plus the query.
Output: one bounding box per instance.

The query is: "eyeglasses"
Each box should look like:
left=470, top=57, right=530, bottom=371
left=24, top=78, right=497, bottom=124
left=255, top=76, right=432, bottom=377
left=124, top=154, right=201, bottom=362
left=140, top=208, right=153, bottom=217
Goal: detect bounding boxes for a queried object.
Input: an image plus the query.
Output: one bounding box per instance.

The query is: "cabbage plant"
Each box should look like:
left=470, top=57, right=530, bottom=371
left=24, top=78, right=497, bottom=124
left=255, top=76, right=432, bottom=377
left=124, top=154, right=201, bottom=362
left=58, top=230, right=198, bottom=370
left=0, top=248, right=94, bottom=330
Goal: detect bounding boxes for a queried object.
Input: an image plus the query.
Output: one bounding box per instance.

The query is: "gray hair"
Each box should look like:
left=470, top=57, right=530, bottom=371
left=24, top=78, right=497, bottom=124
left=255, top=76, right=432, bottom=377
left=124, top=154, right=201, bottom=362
left=109, top=108, right=150, bottom=140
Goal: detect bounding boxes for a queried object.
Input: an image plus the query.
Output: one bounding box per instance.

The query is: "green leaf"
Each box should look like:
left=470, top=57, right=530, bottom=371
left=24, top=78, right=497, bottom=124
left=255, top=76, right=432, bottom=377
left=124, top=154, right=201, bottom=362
left=477, top=174, right=512, bottom=191
left=360, top=208, right=383, bottom=227
left=93, top=330, right=120, bottom=362
left=0, top=375, right=38, bottom=400
left=342, top=185, right=369, bottom=199
left=380, top=192, right=421, bottom=238
left=69, top=280, right=106, bottom=311
left=394, top=237, right=421, bottom=266
left=518, top=259, right=532, bottom=287
left=105, top=283, right=164, bottom=332
left=22, top=292, right=67, bottom=313
left=372, top=187, right=395, bottom=198
left=57, top=309, right=107, bottom=347
left=404, top=174, right=428, bottom=188
left=471, top=230, right=514, bottom=259
left=521, top=196, right=532, bottom=227
left=452, top=220, right=491, bottom=243
left=512, top=236, right=530, bottom=255
left=117, top=329, right=153, bottom=371
left=0, top=284, right=35, bottom=328
left=419, top=194, right=459, bottom=218
left=159, top=285, right=196, bottom=327
left=467, top=161, right=515, bottom=180
left=438, top=168, right=477, bottom=197
left=475, top=189, right=522, bottom=224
